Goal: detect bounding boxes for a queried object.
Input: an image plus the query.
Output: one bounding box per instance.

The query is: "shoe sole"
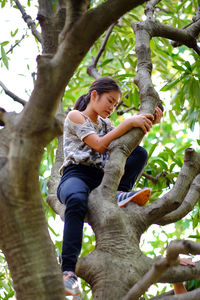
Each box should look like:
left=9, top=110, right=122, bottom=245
left=119, top=188, right=151, bottom=208
left=65, top=290, right=81, bottom=296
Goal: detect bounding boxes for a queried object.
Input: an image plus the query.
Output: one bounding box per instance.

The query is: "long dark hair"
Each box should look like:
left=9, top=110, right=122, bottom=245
left=74, top=77, right=121, bottom=111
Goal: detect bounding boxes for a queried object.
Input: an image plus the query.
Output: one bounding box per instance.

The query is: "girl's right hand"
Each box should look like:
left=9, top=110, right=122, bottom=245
left=130, top=114, right=154, bottom=134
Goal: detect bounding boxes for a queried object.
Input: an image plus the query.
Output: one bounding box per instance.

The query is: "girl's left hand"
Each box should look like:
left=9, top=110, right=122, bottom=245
left=152, top=107, right=163, bottom=124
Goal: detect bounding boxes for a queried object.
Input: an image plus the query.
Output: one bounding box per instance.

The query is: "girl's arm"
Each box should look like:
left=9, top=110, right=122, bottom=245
left=68, top=110, right=154, bottom=154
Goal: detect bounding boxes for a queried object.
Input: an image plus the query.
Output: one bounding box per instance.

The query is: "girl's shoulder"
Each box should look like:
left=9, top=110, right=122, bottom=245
left=67, top=110, right=87, bottom=125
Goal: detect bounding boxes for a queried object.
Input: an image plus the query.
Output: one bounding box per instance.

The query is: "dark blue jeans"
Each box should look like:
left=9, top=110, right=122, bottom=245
left=57, top=146, right=148, bottom=272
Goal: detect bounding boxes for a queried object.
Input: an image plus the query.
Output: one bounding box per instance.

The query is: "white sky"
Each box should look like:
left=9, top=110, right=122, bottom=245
left=0, top=2, right=39, bottom=112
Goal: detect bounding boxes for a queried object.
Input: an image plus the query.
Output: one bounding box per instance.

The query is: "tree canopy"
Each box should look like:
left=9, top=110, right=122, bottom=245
left=0, top=0, right=200, bottom=299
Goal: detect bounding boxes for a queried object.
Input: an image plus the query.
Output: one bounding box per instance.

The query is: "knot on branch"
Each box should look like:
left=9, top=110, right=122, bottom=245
left=184, top=148, right=197, bottom=164
left=37, top=13, right=46, bottom=24
left=108, top=141, right=132, bottom=158
left=23, top=13, right=33, bottom=24
left=0, top=107, right=6, bottom=126
left=132, top=21, right=145, bottom=33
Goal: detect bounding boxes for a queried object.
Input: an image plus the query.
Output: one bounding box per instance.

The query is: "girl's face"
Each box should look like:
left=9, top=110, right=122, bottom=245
left=92, top=90, right=120, bottom=118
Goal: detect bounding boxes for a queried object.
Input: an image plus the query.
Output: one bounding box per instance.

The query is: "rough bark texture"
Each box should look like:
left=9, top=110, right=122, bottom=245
left=0, top=0, right=200, bottom=299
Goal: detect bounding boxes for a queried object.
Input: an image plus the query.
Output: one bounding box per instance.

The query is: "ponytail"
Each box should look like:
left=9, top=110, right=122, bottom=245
left=74, top=93, right=90, bottom=111
left=74, top=77, right=121, bottom=111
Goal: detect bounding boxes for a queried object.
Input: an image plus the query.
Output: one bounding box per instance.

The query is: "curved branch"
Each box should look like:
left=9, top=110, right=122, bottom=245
left=123, top=240, right=200, bottom=300
left=131, top=20, right=163, bottom=115
left=142, top=148, right=200, bottom=227
left=157, top=174, right=200, bottom=225
left=13, top=0, right=42, bottom=43
left=46, top=135, right=65, bottom=221
left=149, top=19, right=200, bottom=55
left=87, top=22, right=116, bottom=79
left=0, top=81, right=27, bottom=106
left=142, top=171, right=167, bottom=184
left=117, top=104, right=138, bottom=115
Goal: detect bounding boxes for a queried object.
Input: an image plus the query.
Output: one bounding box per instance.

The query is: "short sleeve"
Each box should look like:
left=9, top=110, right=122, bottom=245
left=106, top=119, right=115, bottom=132
left=66, top=117, right=96, bottom=141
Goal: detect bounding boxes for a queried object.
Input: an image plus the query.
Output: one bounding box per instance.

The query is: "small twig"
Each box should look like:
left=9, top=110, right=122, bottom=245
left=87, top=22, right=116, bottom=79
left=0, top=81, right=27, bottom=106
left=117, top=105, right=138, bottom=115
left=142, top=171, right=167, bottom=184
left=13, top=0, right=42, bottom=43
left=0, top=33, right=27, bottom=61
left=93, top=22, right=116, bottom=67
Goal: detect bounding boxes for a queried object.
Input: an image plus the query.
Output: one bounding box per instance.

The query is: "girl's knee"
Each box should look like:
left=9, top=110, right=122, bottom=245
left=137, top=146, right=148, bottom=161
left=131, top=146, right=148, bottom=163
left=66, top=192, right=88, bottom=214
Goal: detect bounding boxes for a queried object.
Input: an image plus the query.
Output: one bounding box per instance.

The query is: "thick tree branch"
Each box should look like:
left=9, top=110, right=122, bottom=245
left=123, top=240, right=200, bottom=300
left=150, top=20, right=200, bottom=55
left=46, top=134, right=65, bottom=221
left=131, top=17, right=164, bottom=116
left=38, top=0, right=54, bottom=18
left=156, top=174, right=200, bottom=225
left=59, top=0, right=90, bottom=42
left=13, top=0, right=42, bottom=43
left=0, top=81, right=27, bottom=106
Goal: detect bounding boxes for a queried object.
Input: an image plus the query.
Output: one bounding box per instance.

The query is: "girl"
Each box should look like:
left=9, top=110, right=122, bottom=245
left=57, top=77, right=163, bottom=296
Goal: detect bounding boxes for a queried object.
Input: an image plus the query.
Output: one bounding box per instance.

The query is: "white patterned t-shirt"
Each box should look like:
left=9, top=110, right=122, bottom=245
left=59, top=113, right=114, bottom=175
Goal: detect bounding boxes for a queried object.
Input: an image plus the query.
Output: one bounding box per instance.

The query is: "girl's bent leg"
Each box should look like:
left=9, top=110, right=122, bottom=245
left=59, top=177, right=90, bottom=273
left=118, top=146, right=148, bottom=192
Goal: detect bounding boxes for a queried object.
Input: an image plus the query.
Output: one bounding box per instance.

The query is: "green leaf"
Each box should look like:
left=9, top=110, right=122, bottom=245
left=11, top=29, right=18, bottom=37
left=189, top=235, right=200, bottom=239
left=150, top=39, right=156, bottom=52
left=1, top=0, right=6, bottom=8
left=172, top=64, right=185, bottom=71
left=151, top=157, right=168, bottom=170
left=1, top=45, right=9, bottom=69
left=192, top=212, right=199, bottom=230
left=0, top=41, right=9, bottom=47
left=169, top=110, right=177, bottom=123
left=184, top=61, right=192, bottom=72
left=160, top=77, right=183, bottom=91
left=148, top=143, right=157, bottom=159
left=132, top=88, right=140, bottom=109
left=99, top=58, right=114, bottom=67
